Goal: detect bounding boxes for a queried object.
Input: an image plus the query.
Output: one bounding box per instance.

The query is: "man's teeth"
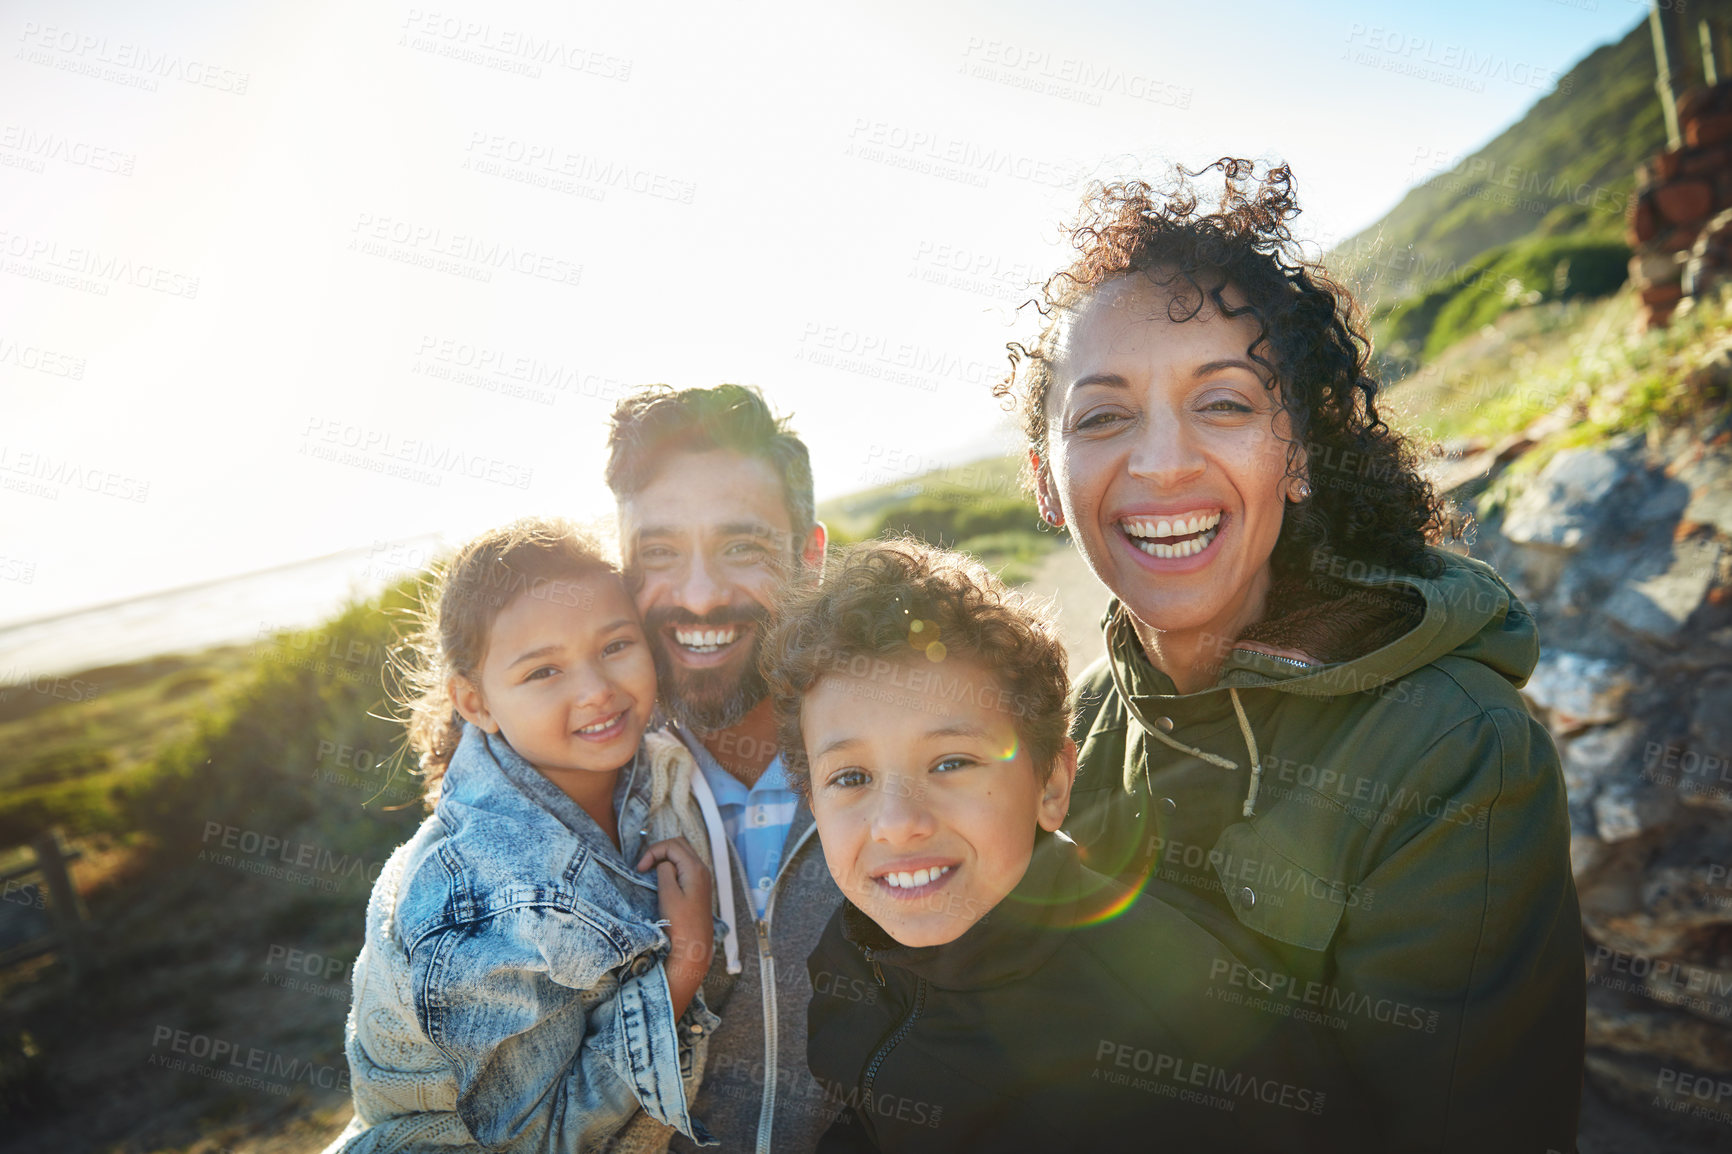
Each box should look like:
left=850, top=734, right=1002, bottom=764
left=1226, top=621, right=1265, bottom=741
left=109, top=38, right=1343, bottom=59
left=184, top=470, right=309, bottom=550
left=881, top=865, right=954, bottom=890
left=1121, top=512, right=1223, bottom=559
left=577, top=712, right=621, bottom=734
left=673, top=625, right=740, bottom=653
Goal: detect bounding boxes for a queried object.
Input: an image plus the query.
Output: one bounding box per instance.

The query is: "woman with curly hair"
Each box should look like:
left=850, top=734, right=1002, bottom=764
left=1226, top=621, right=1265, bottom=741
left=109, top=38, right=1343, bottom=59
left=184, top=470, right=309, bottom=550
left=997, top=159, right=1584, bottom=1151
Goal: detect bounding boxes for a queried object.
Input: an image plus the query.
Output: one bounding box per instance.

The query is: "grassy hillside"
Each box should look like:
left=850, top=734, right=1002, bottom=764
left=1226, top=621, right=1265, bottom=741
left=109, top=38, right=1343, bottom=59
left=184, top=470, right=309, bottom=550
left=1336, top=17, right=1662, bottom=306
left=819, top=454, right=1056, bottom=582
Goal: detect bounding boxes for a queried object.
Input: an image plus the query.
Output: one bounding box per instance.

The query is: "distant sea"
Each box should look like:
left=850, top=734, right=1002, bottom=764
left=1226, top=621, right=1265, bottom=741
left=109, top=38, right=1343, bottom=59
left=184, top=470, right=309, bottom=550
left=0, top=535, right=450, bottom=682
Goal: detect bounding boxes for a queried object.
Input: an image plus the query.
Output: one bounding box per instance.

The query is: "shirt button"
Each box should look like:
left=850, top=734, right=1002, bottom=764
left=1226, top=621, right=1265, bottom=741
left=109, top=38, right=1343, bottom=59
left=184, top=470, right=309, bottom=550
left=689, top=1023, right=705, bottom=1035
left=1160, top=797, right=1177, bottom=814
left=757, top=877, right=773, bottom=890
left=1237, top=886, right=1256, bottom=910
left=752, top=809, right=768, bottom=826
left=1154, top=716, right=1175, bottom=732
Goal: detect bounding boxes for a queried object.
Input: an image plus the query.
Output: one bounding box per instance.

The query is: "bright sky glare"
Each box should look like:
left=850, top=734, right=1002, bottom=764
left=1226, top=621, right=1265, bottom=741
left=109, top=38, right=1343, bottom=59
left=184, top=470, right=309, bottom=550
left=1, top=0, right=1651, bottom=623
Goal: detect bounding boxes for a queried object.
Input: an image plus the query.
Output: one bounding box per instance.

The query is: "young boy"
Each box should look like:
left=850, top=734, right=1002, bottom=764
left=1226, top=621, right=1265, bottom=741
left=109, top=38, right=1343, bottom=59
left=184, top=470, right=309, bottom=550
left=762, top=539, right=1361, bottom=1153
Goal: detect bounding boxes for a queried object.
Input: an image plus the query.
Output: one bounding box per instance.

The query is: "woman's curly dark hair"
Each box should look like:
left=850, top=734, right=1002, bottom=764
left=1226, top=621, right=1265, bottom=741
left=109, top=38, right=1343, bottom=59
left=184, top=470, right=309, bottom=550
left=996, top=158, right=1444, bottom=582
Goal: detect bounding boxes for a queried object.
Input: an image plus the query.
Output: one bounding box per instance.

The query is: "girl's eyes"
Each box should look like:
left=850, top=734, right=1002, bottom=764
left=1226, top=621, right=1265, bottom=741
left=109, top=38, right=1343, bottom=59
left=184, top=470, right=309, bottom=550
left=524, top=666, right=558, bottom=682
left=602, top=637, right=635, bottom=656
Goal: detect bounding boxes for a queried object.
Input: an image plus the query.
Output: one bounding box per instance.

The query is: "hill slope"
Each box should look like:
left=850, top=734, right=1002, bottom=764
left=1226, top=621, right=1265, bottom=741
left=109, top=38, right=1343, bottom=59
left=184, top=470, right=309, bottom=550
left=1336, top=18, right=1663, bottom=307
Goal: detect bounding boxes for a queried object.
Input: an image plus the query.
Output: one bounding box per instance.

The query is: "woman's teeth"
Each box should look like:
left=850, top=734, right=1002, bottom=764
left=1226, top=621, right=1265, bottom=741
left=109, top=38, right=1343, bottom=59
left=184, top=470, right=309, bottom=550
left=881, top=865, right=953, bottom=890
left=1121, top=512, right=1222, bottom=559
left=673, top=625, right=739, bottom=653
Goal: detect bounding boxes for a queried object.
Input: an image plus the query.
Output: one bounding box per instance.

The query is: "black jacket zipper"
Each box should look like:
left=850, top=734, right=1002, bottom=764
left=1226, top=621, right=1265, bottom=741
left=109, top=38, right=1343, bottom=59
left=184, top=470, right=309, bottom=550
left=861, top=976, right=927, bottom=1098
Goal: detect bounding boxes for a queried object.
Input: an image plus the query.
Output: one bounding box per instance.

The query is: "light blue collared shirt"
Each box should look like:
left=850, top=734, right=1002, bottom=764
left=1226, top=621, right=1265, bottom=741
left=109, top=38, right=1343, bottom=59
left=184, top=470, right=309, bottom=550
left=677, top=729, right=799, bottom=919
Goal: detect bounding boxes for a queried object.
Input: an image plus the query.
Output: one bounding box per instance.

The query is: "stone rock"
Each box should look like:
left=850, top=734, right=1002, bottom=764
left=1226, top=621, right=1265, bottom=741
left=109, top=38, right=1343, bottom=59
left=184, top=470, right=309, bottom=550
left=1501, top=448, right=1627, bottom=550
left=1523, top=651, right=1646, bottom=731
left=1563, top=721, right=1648, bottom=800
left=1606, top=539, right=1724, bottom=644
left=1691, top=672, right=1732, bottom=761
left=1657, top=179, right=1714, bottom=225
left=1585, top=989, right=1732, bottom=1074
left=1640, top=866, right=1732, bottom=944
left=1594, top=775, right=1678, bottom=843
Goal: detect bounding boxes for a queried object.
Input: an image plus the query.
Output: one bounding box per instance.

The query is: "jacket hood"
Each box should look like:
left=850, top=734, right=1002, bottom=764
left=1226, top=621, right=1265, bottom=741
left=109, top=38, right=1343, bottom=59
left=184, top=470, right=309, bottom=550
left=1107, top=548, right=1541, bottom=701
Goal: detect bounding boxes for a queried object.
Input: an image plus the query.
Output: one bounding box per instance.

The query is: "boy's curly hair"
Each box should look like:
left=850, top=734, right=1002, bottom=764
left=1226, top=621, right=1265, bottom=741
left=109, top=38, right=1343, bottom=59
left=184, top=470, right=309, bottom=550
left=395, top=517, right=617, bottom=806
left=996, top=158, right=1445, bottom=581
left=761, top=537, right=1070, bottom=796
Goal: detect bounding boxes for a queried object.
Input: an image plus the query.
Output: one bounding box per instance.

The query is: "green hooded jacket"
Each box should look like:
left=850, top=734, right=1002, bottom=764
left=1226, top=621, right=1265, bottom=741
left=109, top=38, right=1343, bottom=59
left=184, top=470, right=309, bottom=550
left=1062, top=549, right=1585, bottom=1153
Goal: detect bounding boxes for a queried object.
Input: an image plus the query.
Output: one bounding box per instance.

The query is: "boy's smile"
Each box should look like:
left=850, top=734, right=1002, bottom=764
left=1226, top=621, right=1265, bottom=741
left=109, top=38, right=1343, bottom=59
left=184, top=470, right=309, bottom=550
left=802, top=654, right=1072, bottom=948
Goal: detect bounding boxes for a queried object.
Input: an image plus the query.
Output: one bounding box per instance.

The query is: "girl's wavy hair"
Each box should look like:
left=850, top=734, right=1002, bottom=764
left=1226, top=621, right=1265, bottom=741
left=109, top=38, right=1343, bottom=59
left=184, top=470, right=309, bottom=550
left=997, top=158, right=1444, bottom=581
left=394, top=517, right=618, bottom=807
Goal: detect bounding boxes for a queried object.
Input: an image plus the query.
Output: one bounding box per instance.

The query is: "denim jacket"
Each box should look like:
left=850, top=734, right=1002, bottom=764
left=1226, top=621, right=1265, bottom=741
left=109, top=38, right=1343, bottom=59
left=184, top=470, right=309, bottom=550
left=326, top=725, right=720, bottom=1153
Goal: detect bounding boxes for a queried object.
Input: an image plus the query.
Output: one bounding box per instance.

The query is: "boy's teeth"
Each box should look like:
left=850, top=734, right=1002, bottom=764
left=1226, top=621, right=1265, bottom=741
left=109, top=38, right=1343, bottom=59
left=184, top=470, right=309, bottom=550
left=883, top=864, right=952, bottom=889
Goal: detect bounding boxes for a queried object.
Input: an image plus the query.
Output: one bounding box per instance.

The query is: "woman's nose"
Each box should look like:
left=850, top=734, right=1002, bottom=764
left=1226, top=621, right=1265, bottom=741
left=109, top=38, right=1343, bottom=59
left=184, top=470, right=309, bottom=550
left=1126, top=414, right=1206, bottom=486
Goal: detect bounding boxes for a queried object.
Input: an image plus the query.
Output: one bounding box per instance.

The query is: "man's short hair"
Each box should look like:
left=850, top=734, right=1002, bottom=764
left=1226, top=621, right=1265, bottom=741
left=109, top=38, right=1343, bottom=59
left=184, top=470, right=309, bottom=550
left=605, top=384, right=816, bottom=538
left=762, top=537, right=1071, bottom=796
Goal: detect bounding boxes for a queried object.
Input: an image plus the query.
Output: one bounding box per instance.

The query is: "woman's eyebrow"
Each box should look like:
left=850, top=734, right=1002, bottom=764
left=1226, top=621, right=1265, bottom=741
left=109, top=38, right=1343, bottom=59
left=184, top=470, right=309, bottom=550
left=1194, top=357, right=1262, bottom=378
left=1070, top=372, right=1127, bottom=390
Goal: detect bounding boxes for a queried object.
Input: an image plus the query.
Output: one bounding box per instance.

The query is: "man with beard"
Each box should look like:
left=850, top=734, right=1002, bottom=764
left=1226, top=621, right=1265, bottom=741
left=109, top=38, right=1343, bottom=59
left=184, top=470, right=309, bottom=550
left=607, top=384, right=840, bottom=1154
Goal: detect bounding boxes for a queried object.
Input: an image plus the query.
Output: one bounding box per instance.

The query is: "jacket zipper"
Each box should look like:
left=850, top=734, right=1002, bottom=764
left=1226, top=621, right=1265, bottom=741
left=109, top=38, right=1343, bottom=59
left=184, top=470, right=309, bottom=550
left=861, top=977, right=927, bottom=1100
left=750, top=820, right=822, bottom=1154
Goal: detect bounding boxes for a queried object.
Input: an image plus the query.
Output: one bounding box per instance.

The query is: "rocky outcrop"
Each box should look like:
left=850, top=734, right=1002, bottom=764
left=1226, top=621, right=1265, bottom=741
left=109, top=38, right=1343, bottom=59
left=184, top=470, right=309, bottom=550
left=1466, top=407, right=1732, bottom=1119
left=1629, top=82, right=1732, bottom=329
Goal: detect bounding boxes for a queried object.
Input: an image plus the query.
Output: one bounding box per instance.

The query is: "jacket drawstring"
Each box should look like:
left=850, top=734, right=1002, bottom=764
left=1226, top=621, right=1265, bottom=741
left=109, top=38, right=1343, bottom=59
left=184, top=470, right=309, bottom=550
left=1139, top=687, right=1265, bottom=819
left=688, top=766, right=743, bottom=974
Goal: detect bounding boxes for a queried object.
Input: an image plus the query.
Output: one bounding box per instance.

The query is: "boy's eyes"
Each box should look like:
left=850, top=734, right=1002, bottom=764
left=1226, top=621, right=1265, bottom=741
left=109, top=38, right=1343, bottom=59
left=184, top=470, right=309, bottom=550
left=826, top=768, right=870, bottom=790
left=822, top=755, right=977, bottom=789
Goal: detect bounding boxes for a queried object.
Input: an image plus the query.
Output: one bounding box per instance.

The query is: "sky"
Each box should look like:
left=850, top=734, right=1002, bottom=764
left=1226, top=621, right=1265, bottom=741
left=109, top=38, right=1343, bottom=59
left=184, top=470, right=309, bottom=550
left=1, top=0, right=1653, bottom=624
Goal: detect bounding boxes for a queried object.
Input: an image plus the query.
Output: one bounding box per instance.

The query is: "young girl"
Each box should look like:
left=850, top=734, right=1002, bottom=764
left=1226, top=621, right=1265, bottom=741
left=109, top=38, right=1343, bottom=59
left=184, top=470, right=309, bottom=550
left=324, top=518, right=719, bottom=1153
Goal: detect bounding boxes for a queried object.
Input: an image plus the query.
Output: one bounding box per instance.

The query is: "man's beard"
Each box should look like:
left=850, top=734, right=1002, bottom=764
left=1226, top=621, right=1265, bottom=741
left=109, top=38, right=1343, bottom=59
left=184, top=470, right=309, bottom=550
left=643, top=602, right=772, bottom=733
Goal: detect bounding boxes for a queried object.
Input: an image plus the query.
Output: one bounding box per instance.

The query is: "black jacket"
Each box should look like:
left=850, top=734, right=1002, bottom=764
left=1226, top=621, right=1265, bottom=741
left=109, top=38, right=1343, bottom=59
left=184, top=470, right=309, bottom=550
left=805, top=831, right=1368, bottom=1152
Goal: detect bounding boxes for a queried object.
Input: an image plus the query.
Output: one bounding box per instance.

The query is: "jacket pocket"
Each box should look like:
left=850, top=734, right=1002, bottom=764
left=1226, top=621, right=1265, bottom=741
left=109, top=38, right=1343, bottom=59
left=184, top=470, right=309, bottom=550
left=1210, top=822, right=1347, bottom=952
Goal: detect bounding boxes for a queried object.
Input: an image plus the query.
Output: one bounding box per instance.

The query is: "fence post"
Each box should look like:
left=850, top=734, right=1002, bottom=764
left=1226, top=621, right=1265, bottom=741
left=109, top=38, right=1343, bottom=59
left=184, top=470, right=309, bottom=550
left=30, top=829, right=87, bottom=981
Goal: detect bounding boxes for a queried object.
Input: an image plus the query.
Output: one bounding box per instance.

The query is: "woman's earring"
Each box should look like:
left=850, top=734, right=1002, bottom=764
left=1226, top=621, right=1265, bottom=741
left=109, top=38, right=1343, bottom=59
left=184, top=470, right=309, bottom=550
left=1289, top=478, right=1312, bottom=503
left=1043, top=508, right=1064, bottom=527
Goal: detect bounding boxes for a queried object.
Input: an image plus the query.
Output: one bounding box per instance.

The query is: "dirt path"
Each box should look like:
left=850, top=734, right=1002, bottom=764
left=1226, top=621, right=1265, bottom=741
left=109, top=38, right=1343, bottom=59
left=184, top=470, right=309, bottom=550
left=1019, top=538, right=1112, bottom=675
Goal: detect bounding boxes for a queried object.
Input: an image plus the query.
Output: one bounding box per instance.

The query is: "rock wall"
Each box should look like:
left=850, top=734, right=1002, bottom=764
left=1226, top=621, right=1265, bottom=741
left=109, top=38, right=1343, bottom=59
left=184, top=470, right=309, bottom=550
left=1470, top=409, right=1732, bottom=1114
left=1629, top=82, right=1732, bottom=330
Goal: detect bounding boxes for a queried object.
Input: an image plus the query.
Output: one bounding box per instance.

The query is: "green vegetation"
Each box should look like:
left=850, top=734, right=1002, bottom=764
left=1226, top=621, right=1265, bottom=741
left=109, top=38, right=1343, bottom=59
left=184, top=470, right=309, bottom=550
left=1374, top=236, right=1630, bottom=364
left=819, top=453, right=1058, bottom=583
left=1336, top=18, right=1661, bottom=305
